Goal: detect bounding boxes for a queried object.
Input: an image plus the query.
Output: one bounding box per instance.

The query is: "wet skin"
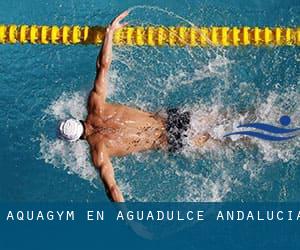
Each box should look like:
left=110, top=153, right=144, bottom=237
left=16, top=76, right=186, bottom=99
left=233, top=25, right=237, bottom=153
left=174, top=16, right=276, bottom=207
left=79, top=11, right=163, bottom=203
left=84, top=94, right=168, bottom=157
left=80, top=11, right=209, bottom=202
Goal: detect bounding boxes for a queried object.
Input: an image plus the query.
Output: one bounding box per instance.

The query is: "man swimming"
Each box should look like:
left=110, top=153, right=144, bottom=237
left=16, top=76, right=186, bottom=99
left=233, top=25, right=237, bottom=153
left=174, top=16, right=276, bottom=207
left=58, top=11, right=210, bottom=202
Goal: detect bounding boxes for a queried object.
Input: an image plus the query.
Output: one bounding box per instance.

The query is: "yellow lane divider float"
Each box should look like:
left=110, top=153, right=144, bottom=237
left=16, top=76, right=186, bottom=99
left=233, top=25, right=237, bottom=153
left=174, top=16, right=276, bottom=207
left=0, top=25, right=299, bottom=46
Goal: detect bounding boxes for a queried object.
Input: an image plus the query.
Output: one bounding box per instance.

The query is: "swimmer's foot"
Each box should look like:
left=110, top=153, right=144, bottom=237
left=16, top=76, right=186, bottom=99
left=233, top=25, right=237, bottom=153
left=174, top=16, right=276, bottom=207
left=193, top=133, right=210, bottom=147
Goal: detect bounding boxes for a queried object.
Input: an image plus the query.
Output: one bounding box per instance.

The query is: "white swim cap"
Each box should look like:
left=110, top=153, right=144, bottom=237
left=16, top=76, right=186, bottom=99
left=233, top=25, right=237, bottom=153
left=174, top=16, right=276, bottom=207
left=58, top=118, right=84, bottom=142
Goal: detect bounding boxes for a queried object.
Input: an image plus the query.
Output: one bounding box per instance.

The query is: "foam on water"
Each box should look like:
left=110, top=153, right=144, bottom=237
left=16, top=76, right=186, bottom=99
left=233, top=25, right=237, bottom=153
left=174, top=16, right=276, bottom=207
left=183, top=89, right=300, bottom=160
left=38, top=80, right=300, bottom=202
left=39, top=92, right=98, bottom=184
left=39, top=135, right=97, bottom=183
left=38, top=6, right=300, bottom=202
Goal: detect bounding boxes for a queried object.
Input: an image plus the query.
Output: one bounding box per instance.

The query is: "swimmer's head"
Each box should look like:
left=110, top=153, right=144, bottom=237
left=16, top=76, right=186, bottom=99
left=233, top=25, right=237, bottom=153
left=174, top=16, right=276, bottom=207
left=57, top=118, right=84, bottom=142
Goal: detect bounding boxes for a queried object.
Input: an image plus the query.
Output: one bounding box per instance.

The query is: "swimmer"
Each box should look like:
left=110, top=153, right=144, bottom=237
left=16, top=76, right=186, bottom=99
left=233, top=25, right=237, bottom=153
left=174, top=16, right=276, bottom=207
left=58, top=11, right=210, bottom=202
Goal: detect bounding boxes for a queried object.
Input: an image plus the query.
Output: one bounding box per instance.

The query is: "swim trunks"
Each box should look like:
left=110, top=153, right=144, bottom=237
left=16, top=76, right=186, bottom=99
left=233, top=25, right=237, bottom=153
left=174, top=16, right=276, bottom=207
left=166, top=108, right=191, bottom=153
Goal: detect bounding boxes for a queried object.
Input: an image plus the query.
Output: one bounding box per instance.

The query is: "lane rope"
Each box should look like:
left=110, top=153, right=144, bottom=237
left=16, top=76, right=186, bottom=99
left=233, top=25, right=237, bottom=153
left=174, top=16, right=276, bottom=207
left=0, top=25, right=299, bottom=46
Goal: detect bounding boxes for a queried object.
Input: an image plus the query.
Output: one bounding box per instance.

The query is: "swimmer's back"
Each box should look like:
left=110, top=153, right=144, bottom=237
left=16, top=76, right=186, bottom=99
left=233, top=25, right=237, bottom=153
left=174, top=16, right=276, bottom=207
left=86, top=102, right=168, bottom=157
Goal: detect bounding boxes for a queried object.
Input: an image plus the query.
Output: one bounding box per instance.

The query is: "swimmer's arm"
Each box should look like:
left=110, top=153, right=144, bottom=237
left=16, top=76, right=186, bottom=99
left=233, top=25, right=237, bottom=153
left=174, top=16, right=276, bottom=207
left=92, top=144, right=125, bottom=202
left=93, top=29, right=112, bottom=99
left=94, top=11, right=129, bottom=99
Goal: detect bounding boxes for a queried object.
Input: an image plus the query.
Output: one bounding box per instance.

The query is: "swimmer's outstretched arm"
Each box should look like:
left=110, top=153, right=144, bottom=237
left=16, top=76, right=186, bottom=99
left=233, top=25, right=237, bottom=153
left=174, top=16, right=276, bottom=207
left=92, top=143, right=125, bottom=202
left=93, top=11, right=129, bottom=101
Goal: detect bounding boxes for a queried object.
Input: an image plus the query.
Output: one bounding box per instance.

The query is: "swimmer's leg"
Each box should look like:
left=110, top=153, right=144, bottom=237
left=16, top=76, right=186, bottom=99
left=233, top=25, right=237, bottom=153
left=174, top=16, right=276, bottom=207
left=192, top=133, right=254, bottom=148
left=190, top=115, right=216, bottom=147
left=189, top=107, right=259, bottom=148
left=192, top=132, right=211, bottom=147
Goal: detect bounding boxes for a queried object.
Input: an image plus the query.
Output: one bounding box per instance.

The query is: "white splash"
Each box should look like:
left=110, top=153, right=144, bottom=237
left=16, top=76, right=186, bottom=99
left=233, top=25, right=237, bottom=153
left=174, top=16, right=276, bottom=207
left=38, top=89, right=300, bottom=202
left=45, top=92, right=87, bottom=120
left=39, top=134, right=97, bottom=182
left=39, top=92, right=98, bottom=184
left=182, top=90, right=300, bottom=163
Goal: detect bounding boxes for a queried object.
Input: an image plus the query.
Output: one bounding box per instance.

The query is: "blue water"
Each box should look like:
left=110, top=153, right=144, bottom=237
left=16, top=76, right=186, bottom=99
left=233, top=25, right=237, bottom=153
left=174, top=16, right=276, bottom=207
left=0, top=0, right=299, bottom=202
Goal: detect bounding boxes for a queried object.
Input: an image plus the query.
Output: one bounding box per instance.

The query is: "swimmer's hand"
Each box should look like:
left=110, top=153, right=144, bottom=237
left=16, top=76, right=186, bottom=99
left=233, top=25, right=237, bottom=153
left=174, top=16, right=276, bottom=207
left=107, top=10, right=129, bottom=33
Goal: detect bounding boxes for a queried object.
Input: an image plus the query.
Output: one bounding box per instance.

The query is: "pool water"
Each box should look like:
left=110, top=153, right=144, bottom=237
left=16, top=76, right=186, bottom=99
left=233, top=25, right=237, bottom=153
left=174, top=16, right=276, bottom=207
left=0, top=0, right=299, bottom=202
